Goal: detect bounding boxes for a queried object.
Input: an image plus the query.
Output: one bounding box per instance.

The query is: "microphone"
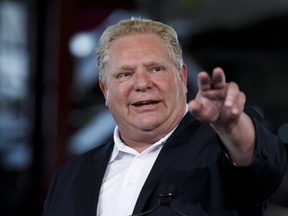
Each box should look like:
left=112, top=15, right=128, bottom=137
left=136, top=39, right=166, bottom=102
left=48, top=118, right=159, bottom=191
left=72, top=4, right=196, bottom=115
left=130, top=184, right=189, bottom=216
left=161, top=184, right=189, bottom=216
left=130, top=185, right=167, bottom=216
left=159, top=184, right=175, bottom=205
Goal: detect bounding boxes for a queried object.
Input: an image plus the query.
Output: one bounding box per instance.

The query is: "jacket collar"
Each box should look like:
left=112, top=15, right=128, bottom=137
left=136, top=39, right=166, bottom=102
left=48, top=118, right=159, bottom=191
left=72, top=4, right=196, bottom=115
left=75, top=141, right=114, bottom=216
left=132, top=112, right=200, bottom=214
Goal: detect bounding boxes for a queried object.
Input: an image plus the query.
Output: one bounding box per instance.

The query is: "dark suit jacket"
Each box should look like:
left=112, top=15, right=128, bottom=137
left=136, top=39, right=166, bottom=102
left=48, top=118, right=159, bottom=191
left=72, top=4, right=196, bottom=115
left=43, top=109, right=287, bottom=216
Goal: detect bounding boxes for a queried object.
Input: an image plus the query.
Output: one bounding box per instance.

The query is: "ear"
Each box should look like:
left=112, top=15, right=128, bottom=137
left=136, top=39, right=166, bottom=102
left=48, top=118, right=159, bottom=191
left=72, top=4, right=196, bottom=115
left=179, top=64, right=188, bottom=87
left=99, top=80, right=108, bottom=105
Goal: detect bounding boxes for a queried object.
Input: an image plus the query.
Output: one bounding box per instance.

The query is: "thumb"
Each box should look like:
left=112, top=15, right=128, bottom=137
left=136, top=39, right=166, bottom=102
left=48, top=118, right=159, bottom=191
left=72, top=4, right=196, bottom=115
left=188, top=100, right=202, bottom=116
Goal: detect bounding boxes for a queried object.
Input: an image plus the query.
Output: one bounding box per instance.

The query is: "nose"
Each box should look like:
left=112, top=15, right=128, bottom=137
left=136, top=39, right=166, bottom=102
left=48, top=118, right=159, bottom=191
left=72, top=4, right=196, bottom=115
left=133, top=71, right=152, bottom=92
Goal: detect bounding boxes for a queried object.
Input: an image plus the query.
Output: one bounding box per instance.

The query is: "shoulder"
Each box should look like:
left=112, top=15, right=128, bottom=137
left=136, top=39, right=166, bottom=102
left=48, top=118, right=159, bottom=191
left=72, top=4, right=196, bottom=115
left=57, top=141, right=113, bottom=175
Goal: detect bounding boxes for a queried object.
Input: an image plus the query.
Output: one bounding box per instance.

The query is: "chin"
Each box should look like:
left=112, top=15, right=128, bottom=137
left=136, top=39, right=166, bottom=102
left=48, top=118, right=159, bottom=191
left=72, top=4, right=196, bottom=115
left=138, top=120, right=163, bottom=132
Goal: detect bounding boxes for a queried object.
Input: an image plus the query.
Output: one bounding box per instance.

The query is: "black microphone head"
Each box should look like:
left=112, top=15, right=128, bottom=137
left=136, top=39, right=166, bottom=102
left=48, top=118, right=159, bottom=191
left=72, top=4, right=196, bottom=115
left=158, top=184, right=177, bottom=205
left=158, top=184, right=168, bottom=197
left=167, top=184, right=177, bottom=196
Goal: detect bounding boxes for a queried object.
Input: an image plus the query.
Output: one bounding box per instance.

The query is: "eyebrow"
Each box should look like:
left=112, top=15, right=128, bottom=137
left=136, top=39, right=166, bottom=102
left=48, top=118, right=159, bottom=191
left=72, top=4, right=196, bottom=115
left=118, top=65, right=136, bottom=71
left=143, top=61, right=164, bottom=68
left=116, top=60, right=167, bottom=72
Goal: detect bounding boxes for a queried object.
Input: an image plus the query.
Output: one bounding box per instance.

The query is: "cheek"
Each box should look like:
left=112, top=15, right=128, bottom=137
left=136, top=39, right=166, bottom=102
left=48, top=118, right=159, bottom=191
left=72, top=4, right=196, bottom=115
left=105, top=90, right=115, bottom=106
left=105, top=86, right=126, bottom=107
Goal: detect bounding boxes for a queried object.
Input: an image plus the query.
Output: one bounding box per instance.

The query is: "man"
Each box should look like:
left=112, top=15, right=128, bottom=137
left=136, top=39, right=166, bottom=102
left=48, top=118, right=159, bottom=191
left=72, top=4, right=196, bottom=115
left=43, top=18, right=286, bottom=216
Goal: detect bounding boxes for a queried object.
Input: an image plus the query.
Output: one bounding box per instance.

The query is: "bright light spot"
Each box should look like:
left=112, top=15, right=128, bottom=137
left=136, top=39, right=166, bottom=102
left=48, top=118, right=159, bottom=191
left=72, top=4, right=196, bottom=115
left=69, top=32, right=95, bottom=58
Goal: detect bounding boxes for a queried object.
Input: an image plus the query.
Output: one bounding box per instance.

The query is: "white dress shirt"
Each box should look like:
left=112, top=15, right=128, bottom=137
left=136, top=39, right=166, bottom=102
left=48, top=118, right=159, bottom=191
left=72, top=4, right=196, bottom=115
left=96, top=127, right=175, bottom=216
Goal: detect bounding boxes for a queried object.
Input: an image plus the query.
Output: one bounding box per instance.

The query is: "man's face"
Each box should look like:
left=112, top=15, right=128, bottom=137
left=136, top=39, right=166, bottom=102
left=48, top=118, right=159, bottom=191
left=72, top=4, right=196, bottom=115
left=100, top=33, right=187, bottom=142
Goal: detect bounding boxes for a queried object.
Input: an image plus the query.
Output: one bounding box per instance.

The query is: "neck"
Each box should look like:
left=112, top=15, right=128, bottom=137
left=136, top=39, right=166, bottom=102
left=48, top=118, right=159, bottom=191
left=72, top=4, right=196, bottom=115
left=119, top=131, right=162, bottom=153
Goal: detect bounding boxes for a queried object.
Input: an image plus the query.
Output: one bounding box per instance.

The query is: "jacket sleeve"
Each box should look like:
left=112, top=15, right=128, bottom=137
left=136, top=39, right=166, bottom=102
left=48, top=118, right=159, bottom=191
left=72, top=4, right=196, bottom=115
left=220, top=107, right=287, bottom=207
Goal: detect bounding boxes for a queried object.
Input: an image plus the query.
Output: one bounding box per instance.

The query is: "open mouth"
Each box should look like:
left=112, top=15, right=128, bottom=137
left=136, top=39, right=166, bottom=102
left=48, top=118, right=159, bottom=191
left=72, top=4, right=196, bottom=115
left=132, top=100, right=160, bottom=107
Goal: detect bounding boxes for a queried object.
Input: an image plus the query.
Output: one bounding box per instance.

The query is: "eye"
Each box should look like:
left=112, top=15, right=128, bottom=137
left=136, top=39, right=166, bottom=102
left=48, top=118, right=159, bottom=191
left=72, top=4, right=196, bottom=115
left=116, top=72, right=132, bottom=79
left=151, top=66, right=164, bottom=73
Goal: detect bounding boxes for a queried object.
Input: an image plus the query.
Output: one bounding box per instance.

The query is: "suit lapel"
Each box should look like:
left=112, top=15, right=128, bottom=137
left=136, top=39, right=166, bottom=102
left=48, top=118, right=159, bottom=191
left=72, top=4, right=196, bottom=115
left=75, top=141, right=114, bottom=216
left=133, top=113, right=201, bottom=214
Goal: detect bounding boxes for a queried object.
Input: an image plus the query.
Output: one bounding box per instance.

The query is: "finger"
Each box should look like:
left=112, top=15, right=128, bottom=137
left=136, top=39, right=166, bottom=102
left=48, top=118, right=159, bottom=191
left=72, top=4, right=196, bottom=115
left=188, top=99, right=202, bottom=115
left=224, top=82, right=240, bottom=108
left=198, top=72, right=211, bottom=91
left=221, top=91, right=245, bottom=125
left=231, top=91, right=246, bottom=115
left=211, top=67, right=226, bottom=89
left=189, top=98, right=220, bottom=122
left=198, top=89, right=226, bottom=101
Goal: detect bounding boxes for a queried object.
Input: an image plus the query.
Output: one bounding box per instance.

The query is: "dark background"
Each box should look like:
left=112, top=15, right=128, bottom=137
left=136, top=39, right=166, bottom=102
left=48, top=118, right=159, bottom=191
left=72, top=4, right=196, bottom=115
left=0, top=0, right=287, bottom=215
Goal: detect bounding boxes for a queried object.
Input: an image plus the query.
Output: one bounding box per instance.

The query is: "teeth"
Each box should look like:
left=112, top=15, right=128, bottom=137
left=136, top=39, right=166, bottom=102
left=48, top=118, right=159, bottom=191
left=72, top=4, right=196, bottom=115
left=133, top=101, right=158, bottom=106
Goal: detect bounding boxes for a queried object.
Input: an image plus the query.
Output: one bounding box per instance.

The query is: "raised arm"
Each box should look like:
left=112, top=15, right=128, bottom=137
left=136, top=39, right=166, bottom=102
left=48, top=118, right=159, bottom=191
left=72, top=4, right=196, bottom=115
left=188, top=67, right=255, bottom=166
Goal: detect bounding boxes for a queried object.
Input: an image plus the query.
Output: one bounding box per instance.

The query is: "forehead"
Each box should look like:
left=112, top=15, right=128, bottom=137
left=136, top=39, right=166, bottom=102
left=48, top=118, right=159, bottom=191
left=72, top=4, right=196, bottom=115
left=107, top=33, right=169, bottom=62
left=111, top=33, right=166, bottom=51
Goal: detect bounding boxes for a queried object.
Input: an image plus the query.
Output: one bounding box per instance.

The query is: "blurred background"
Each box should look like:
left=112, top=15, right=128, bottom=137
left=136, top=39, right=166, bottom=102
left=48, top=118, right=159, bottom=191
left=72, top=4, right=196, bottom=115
left=0, top=0, right=288, bottom=215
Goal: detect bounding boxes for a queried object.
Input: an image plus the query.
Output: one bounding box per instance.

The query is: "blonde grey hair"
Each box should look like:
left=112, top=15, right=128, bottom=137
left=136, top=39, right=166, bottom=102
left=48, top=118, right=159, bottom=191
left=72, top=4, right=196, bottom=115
left=96, top=17, right=184, bottom=83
